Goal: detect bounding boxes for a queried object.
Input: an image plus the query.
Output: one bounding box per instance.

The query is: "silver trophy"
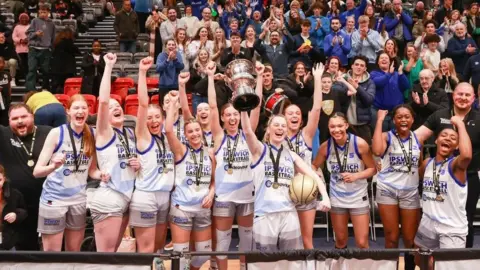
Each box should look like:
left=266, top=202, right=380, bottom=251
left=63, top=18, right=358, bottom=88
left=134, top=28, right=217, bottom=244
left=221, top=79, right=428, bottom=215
left=224, top=59, right=260, bottom=111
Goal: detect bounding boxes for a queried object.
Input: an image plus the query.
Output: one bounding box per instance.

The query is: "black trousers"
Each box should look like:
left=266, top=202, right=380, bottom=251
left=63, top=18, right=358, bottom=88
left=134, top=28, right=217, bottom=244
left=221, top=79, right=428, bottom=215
left=16, top=206, right=40, bottom=250
left=466, top=171, right=480, bottom=248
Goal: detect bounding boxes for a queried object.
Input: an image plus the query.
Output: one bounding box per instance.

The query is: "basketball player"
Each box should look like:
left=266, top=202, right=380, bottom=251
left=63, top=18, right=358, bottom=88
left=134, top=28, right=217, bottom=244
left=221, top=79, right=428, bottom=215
left=206, top=61, right=264, bottom=270
left=241, top=110, right=330, bottom=260
left=178, top=73, right=213, bottom=148
left=165, top=92, right=215, bottom=270
left=33, top=95, right=108, bottom=251
left=372, top=105, right=422, bottom=269
left=127, top=57, right=173, bottom=256
left=89, top=53, right=140, bottom=252
left=414, top=117, right=471, bottom=268
left=283, top=63, right=324, bottom=249
left=312, top=113, right=376, bottom=249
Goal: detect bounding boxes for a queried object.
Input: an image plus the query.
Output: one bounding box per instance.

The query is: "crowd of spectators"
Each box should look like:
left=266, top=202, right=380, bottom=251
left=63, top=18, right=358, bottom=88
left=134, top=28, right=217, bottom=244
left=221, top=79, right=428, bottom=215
left=0, top=0, right=480, bottom=256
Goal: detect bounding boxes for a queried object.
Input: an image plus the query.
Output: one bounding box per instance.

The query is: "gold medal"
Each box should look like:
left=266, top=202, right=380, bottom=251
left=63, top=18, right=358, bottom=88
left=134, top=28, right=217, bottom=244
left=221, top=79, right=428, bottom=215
left=227, top=168, right=233, bottom=174
left=27, top=160, right=35, bottom=167
left=272, top=182, right=279, bottom=189
left=435, top=195, right=444, bottom=202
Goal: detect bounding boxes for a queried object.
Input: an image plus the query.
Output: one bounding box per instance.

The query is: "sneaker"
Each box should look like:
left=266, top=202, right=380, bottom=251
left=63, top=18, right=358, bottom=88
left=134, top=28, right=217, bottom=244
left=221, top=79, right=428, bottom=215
left=164, top=241, right=173, bottom=251
left=10, top=80, right=16, bottom=87
left=153, top=257, right=165, bottom=270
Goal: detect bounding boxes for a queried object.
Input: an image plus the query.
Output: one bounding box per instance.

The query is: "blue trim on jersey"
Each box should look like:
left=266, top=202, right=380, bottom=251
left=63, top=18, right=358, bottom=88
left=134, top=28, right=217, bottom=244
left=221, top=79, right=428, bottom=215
left=382, top=131, right=391, bottom=158
left=326, top=138, right=331, bottom=160
left=72, top=128, right=83, bottom=139
left=175, top=149, right=189, bottom=165
left=353, top=135, right=361, bottom=159
left=137, top=135, right=155, bottom=155
left=96, top=133, right=116, bottom=151
left=214, top=133, right=227, bottom=156
left=413, top=132, right=421, bottom=149
left=53, top=125, right=64, bottom=153
left=448, top=158, right=466, bottom=187
left=241, top=130, right=246, bottom=140
left=251, top=144, right=266, bottom=169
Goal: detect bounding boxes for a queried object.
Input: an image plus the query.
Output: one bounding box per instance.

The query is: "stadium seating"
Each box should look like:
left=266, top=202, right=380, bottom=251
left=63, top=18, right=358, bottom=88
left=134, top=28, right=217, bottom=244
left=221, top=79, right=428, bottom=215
left=82, top=94, right=97, bottom=115
left=109, top=94, right=123, bottom=106
left=54, top=94, right=71, bottom=109
left=124, top=94, right=139, bottom=116
left=150, top=94, right=159, bottom=105
left=112, top=78, right=135, bottom=101
left=64, top=78, right=83, bottom=97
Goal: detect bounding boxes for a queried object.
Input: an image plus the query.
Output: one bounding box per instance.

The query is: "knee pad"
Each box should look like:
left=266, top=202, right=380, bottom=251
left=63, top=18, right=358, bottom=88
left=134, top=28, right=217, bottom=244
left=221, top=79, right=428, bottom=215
left=215, top=228, right=232, bottom=260
left=238, top=226, right=253, bottom=252
left=191, top=240, right=212, bottom=268
left=172, top=242, right=189, bottom=270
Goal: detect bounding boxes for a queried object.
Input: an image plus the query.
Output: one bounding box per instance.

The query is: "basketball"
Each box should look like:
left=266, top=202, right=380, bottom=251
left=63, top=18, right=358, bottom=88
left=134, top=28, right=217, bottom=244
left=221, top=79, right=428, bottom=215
left=289, top=174, right=319, bottom=205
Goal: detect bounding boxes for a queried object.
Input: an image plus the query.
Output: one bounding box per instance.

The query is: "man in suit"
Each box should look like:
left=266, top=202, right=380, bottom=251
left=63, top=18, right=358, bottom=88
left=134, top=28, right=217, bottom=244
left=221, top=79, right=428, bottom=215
left=159, top=7, right=186, bottom=47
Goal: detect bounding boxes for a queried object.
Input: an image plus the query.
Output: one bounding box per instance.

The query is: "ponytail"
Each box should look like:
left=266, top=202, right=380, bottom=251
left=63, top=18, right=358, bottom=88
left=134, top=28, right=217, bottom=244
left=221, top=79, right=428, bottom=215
left=83, top=124, right=95, bottom=158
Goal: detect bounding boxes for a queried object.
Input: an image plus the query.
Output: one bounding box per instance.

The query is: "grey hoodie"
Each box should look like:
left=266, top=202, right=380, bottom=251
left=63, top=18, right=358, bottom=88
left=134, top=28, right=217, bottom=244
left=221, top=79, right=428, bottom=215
left=26, top=17, right=56, bottom=49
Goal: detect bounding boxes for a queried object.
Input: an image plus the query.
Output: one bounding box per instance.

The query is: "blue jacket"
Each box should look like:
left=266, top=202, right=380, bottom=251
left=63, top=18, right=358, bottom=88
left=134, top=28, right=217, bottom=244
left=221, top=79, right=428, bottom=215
left=191, top=0, right=206, bottom=19
left=446, top=35, right=479, bottom=74
left=134, top=0, right=152, bottom=13
left=308, top=15, right=330, bottom=50
left=156, top=52, right=184, bottom=89
left=384, top=11, right=413, bottom=42
left=339, top=0, right=367, bottom=26
left=198, top=2, right=218, bottom=20
left=324, top=30, right=351, bottom=66
left=350, top=29, right=382, bottom=63
left=370, top=70, right=410, bottom=111
left=289, top=34, right=321, bottom=68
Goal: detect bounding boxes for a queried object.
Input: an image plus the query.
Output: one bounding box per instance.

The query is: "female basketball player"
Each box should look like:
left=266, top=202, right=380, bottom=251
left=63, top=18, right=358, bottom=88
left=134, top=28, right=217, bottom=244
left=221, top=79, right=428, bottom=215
left=207, top=62, right=264, bottom=270
left=165, top=92, right=215, bottom=270
left=33, top=94, right=108, bottom=251
left=283, top=63, right=324, bottom=249
left=372, top=105, right=422, bottom=269
left=128, top=57, right=173, bottom=254
left=242, top=110, right=330, bottom=261
left=89, top=53, right=140, bottom=252
left=312, top=113, right=376, bottom=249
left=414, top=118, right=471, bottom=269
left=178, top=73, right=213, bottom=148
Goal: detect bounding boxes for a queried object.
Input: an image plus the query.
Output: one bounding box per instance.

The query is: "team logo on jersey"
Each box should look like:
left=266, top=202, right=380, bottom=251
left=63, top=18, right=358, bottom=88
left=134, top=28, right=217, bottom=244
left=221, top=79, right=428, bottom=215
left=120, top=162, right=127, bottom=169
left=265, top=180, right=273, bottom=187
left=284, top=156, right=292, bottom=162
left=322, top=100, right=334, bottom=115
left=186, top=179, right=194, bottom=185
left=349, top=153, right=354, bottom=158
left=44, top=219, right=60, bottom=226
left=63, top=169, right=72, bottom=176
left=140, top=212, right=155, bottom=219
left=158, top=167, right=164, bottom=174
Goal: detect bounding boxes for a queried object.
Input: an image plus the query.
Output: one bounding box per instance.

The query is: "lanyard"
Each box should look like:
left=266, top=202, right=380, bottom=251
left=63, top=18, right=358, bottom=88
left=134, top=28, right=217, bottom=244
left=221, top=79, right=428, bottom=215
left=432, top=158, right=449, bottom=202
left=115, top=128, right=132, bottom=158
left=393, top=131, right=412, bottom=173
left=16, top=127, right=37, bottom=167
left=226, top=131, right=240, bottom=171
left=67, top=125, right=84, bottom=172
left=189, top=146, right=204, bottom=187
left=203, top=132, right=214, bottom=148
left=333, top=135, right=350, bottom=173
left=153, top=134, right=166, bottom=169
left=268, top=143, right=283, bottom=189
left=286, top=130, right=301, bottom=154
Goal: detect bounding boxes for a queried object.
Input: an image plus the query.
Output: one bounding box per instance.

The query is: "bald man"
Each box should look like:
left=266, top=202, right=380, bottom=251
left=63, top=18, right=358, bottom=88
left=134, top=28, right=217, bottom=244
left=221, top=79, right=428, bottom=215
left=415, top=83, right=480, bottom=248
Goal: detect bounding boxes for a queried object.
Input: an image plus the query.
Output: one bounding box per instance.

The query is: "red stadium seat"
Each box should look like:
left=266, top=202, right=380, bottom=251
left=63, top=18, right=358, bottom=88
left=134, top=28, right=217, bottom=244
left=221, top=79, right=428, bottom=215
left=54, top=94, right=70, bottom=109
left=112, top=77, right=135, bottom=102
left=150, top=94, right=159, bottom=104
left=146, top=77, right=159, bottom=90
left=125, top=94, right=139, bottom=116
left=82, top=94, right=97, bottom=114
left=64, top=78, right=82, bottom=97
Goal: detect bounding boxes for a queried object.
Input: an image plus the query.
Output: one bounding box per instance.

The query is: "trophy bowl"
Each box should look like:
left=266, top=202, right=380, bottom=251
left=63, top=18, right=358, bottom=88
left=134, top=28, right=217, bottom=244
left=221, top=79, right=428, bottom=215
left=225, top=59, right=260, bottom=111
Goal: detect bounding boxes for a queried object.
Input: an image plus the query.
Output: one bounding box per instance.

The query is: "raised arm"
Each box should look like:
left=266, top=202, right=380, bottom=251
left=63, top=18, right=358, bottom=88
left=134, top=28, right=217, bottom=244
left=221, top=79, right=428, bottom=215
left=249, top=62, right=265, bottom=132
left=205, top=63, right=224, bottom=140
left=135, top=57, right=154, bottom=149
left=451, top=116, right=472, bottom=184
left=33, top=128, right=62, bottom=178
left=178, top=72, right=194, bottom=120
left=372, top=110, right=389, bottom=156
left=303, top=63, right=324, bottom=142
left=96, top=53, right=116, bottom=139
left=240, top=111, right=263, bottom=159
left=164, top=92, right=187, bottom=160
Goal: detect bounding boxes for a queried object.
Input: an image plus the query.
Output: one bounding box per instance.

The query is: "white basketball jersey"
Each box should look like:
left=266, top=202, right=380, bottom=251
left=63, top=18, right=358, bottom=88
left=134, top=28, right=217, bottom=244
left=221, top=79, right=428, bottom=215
left=96, top=127, right=136, bottom=199
left=283, top=130, right=312, bottom=166
left=378, top=131, right=421, bottom=191
left=251, top=144, right=296, bottom=217
left=214, top=130, right=254, bottom=203
left=204, top=131, right=214, bottom=148
left=162, top=116, right=186, bottom=144
left=135, top=134, right=175, bottom=192
left=422, top=158, right=468, bottom=232
left=41, top=125, right=92, bottom=206
left=171, top=146, right=213, bottom=212
left=326, top=134, right=368, bottom=208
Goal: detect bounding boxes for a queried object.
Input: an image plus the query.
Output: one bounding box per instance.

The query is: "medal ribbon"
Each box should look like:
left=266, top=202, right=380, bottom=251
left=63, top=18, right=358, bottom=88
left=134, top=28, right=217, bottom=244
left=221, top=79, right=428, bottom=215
left=67, top=125, right=84, bottom=172
left=153, top=134, right=167, bottom=169
left=115, top=128, right=132, bottom=158
left=433, top=158, right=449, bottom=198
left=394, top=131, right=413, bottom=173
left=268, top=143, right=283, bottom=187
left=333, top=135, right=350, bottom=173
left=16, top=126, right=36, bottom=163
left=189, top=146, right=204, bottom=188
left=226, top=131, right=240, bottom=170
left=286, top=130, right=301, bottom=154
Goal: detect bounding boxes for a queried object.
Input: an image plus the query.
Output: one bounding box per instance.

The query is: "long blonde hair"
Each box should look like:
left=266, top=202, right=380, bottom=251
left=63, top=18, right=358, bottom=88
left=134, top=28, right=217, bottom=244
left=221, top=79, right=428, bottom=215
left=213, top=28, right=227, bottom=53
left=440, top=58, right=459, bottom=83
left=262, top=114, right=288, bottom=143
